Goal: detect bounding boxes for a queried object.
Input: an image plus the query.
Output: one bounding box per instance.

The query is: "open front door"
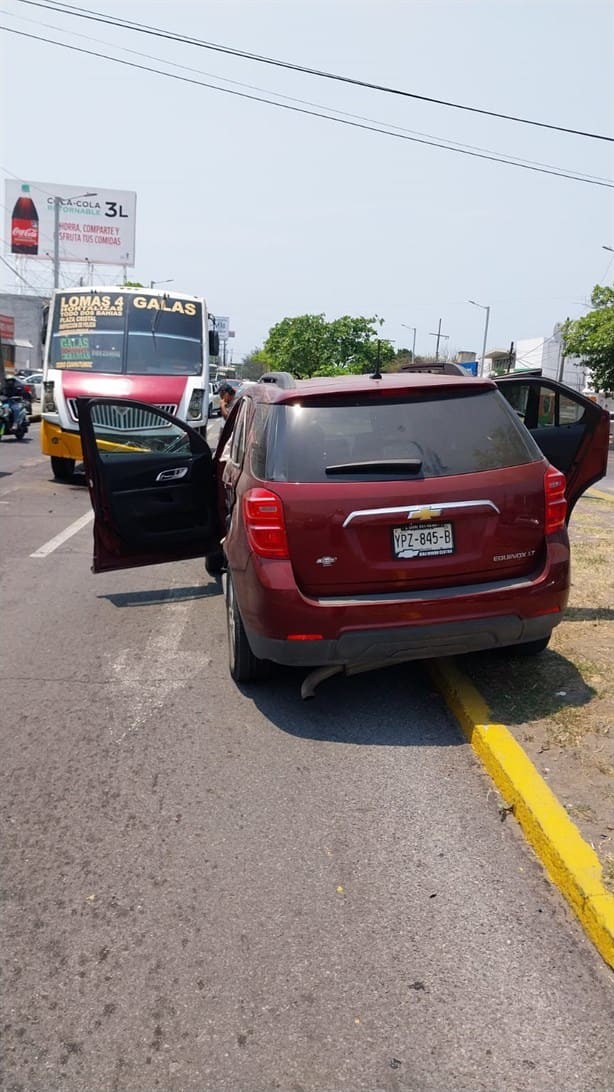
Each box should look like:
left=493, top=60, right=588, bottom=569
left=495, top=376, right=610, bottom=514
left=77, top=398, right=220, bottom=573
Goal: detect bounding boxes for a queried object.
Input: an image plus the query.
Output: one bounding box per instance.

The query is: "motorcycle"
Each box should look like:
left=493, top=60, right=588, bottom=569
left=0, top=390, right=29, bottom=441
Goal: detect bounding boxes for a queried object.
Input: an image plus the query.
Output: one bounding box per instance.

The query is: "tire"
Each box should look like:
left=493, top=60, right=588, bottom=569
left=225, top=573, right=271, bottom=683
left=505, top=635, right=551, bottom=657
left=205, top=548, right=226, bottom=576
left=51, top=456, right=76, bottom=481
left=15, top=421, right=28, bottom=440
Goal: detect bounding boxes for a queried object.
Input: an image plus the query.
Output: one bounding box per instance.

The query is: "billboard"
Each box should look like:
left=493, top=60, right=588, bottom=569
left=4, top=180, right=136, bottom=267
left=212, top=315, right=230, bottom=340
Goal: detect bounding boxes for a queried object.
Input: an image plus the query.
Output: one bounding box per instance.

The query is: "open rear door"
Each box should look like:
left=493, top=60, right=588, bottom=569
left=77, top=398, right=220, bottom=573
left=495, top=376, right=610, bottom=514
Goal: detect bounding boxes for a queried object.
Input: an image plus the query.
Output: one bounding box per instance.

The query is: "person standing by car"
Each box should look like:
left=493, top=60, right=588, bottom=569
left=218, top=382, right=235, bottom=419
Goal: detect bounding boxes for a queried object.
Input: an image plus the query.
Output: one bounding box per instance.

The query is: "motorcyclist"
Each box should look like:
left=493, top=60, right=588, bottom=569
left=1, top=374, right=29, bottom=433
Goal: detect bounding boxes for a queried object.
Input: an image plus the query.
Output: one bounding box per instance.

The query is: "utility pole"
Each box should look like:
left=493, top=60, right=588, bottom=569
left=429, top=318, right=449, bottom=361
left=556, top=320, right=569, bottom=382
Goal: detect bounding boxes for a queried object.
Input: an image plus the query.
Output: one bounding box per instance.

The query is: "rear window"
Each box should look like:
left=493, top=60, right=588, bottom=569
left=260, top=389, right=542, bottom=482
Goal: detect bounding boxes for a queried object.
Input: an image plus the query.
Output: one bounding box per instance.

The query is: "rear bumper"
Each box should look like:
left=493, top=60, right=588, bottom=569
left=235, top=539, right=570, bottom=667
left=246, top=613, right=558, bottom=667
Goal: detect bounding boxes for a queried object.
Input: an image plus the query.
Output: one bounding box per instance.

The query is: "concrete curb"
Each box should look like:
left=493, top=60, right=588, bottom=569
left=429, top=657, right=614, bottom=969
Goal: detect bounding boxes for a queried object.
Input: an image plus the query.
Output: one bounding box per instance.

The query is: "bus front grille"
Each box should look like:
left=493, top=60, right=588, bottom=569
left=67, top=399, right=178, bottom=428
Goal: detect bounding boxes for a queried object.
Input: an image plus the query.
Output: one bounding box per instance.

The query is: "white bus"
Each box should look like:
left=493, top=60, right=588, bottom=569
left=41, top=286, right=219, bottom=479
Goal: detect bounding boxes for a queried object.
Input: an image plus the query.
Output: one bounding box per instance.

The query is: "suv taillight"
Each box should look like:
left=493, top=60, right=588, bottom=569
left=243, top=488, right=289, bottom=559
left=544, top=465, right=567, bottom=533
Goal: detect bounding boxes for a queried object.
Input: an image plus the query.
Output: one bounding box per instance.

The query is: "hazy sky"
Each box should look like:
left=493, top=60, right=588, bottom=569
left=1, top=0, right=613, bottom=361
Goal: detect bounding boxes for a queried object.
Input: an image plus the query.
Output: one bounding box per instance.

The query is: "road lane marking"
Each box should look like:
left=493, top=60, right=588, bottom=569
left=30, top=510, right=94, bottom=557
left=109, top=583, right=211, bottom=741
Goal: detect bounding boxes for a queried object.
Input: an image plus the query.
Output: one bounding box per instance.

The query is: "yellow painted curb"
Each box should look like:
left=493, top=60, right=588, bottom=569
left=429, top=657, right=614, bottom=969
left=586, top=487, right=614, bottom=503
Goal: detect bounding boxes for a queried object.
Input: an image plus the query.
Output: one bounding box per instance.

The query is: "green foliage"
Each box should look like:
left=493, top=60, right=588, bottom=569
left=121, top=280, right=145, bottom=288
left=240, top=347, right=271, bottom=381
left=562, top=285, right=614, bottom=394
left=262, top=313, right=395, bottom=377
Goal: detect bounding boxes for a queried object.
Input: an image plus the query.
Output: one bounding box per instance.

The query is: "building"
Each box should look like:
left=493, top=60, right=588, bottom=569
left=0, top=292, right=48, bottom=374
left=485, top=324, right=590, bottom=394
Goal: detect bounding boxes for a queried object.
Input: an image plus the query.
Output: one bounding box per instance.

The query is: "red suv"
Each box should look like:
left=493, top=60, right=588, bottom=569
left=76, top=371, right=609, bottom=691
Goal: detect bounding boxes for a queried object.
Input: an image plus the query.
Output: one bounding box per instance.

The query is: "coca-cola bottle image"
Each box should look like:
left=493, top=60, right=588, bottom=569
left=11, top=183, right=39, bottom=255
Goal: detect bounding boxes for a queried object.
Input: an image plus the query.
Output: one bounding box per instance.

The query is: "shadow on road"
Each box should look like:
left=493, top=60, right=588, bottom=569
left=247, top=661, right=463, bottom=747
left=98, top=583, right=223, bottom=608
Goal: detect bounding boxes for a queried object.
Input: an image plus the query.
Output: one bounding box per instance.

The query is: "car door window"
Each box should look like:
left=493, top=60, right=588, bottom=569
left=229, top=401, right=248, bottom=466
left=89, top=403, right=192, bottom=459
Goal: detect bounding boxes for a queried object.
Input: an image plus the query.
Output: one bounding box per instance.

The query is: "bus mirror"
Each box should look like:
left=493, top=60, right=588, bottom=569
left=209, top=330, right=220, bottom=357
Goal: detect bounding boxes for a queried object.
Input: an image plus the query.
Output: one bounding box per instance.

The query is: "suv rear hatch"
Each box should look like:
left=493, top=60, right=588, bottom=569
left=263, top=386, right=550, bottom=597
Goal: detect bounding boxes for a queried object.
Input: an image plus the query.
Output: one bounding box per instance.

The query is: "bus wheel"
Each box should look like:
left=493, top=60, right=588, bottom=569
left=51, top=456, right=76, bottom=481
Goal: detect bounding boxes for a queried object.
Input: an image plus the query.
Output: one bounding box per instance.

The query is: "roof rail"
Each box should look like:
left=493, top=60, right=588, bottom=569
left=258, top=371, right=296, bottom=389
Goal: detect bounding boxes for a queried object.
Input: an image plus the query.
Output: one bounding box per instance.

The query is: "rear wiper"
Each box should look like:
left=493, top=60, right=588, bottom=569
left=325, top=459, right=423, bottom=475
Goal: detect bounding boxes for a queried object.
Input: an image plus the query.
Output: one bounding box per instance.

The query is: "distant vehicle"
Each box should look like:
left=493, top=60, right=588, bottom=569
left=208, top=382, right=221, bottom=417
left=76, top=371, right=609, bottom=695
left=40, top=286, right=219, bottom=481
left=21, top=372, right=42, bottom=402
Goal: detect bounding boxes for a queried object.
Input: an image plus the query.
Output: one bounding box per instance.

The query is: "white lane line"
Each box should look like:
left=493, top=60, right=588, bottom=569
left=30, top=510, right=94, bottom=558
left=109, top=585, right=211, bottom=742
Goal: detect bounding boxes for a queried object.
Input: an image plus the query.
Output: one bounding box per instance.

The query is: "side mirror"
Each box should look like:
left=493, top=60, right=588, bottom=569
left=209, top=330, right=220, bottom=357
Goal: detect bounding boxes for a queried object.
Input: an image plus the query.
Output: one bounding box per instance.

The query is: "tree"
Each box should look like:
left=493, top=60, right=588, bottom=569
left=262, top=313, right=395, bottom=377
left=240, top=347, right=270, bottom=381
left=562, top=285, right=614, bottom=394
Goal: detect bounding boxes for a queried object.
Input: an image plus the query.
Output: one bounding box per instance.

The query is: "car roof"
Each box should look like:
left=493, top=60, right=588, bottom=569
left=245, top=372, right=496, bottom=404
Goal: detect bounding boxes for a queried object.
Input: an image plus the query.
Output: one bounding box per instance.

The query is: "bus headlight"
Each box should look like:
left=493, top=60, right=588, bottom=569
left=187, top=388, right=204, bottom=419
left=42, top=381, right=57, bottom=413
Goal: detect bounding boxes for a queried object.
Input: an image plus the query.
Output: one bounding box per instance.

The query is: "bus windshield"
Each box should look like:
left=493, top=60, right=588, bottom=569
left=48, top=291, right=204, bottom=376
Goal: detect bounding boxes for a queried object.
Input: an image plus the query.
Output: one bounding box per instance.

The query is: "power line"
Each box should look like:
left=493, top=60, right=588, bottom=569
left=2, top=7, right=611, bottom=187
left=16, top=0, right=614, bottom=143
left=1, top=25, right=612, bottom=189
left=0, top=252, right=43, bottom=293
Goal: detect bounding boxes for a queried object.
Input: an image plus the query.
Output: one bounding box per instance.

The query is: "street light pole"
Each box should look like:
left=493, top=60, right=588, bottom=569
left=53, top=197, right=60, bottom=289
left=468, top=300, right=491, bottom=376
left=401, top=323, right=417, bottom=360
left=150, top=278, right=174, bottom=289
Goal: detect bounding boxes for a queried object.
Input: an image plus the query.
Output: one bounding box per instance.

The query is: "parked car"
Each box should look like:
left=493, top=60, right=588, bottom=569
left=75, top=372, right=610, bottom=694
left=208, top=383, right=221, bottom=418
left=20, top=371, right=42, bottom=402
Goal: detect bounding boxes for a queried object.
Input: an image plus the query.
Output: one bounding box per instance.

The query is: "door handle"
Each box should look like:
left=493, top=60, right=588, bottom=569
left=156, top=466, right=188, bottom=482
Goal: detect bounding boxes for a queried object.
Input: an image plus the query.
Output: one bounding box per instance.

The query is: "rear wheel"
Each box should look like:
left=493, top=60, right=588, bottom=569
left=15, top=421, right=28, bottom=440
left=226, top=573, right=270, bottom=683
left=51, top=456, right=76, bottom=481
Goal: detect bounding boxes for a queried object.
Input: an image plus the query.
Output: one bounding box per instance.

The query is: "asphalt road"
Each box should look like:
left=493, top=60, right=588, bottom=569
left=1, top=425, right=613, bottom=1092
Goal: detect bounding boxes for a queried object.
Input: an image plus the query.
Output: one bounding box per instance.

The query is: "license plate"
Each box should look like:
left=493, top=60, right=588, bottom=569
left=392, top=522, right=454, bottom=559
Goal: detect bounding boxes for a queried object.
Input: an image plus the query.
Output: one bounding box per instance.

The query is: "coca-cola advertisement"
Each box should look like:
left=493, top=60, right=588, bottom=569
left=4, top=179, right=137, bottom=267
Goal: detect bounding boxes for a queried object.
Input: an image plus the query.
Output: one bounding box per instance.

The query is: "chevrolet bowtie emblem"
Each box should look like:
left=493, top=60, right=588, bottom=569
left=409, top=507, right=442, bottom=521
